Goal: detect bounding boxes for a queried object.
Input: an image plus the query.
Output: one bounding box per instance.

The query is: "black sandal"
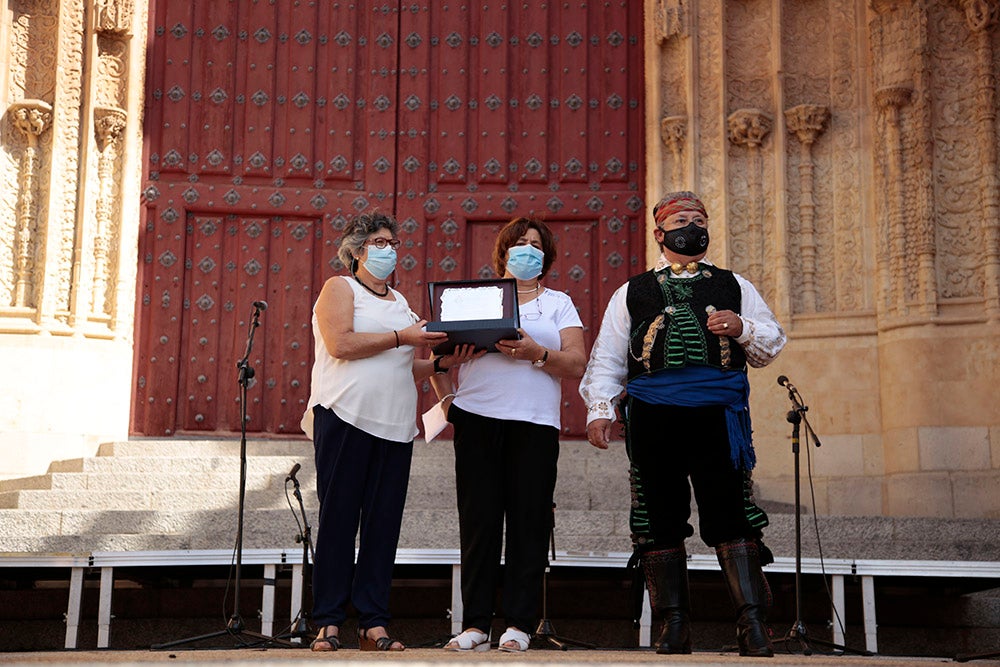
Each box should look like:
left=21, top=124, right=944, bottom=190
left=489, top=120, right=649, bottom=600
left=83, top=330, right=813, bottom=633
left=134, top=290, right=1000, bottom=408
left=310, top=625, right=341, bottom=652
left=358, top=627, right=404, bottom=651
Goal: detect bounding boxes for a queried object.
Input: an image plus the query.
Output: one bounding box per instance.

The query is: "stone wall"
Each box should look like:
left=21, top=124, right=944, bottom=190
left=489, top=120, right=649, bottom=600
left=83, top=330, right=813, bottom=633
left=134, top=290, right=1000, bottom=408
left=644, top=0, right=999, bottom=518
left=0, top=0, right=147, bottom=477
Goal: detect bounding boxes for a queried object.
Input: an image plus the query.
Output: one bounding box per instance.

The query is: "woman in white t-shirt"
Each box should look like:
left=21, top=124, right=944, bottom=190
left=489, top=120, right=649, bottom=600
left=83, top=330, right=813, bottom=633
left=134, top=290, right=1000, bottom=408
left=303, top=213, right=474, bottom=653
left=433, top=218, right=587, bottom=653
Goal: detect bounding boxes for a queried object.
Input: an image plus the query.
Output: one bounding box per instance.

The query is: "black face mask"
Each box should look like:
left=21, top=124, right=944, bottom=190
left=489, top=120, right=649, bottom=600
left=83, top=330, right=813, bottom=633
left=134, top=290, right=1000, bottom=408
left=661, top=222, right=709, bottom=257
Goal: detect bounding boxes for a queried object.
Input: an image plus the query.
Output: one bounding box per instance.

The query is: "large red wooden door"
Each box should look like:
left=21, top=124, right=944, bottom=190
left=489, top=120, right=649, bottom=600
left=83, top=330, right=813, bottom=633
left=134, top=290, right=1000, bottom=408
left=134, top=2, right=644, bottom=437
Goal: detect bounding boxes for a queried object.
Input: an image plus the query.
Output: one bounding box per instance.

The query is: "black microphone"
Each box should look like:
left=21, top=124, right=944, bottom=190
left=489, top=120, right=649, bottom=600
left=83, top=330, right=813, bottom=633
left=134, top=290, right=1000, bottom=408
left=777, top=375, right=797, bottom=392
left=286, top=462, right=301, bottom=482
left=252, top=300, right=268, bottom=311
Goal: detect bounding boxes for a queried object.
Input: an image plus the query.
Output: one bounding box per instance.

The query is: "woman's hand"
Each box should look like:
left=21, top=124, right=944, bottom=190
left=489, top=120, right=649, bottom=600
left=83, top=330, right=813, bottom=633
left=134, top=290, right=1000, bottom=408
left=398, top=319, right=448, bottom=348
left=496, top=329, right=545, bottom=363
left=438, top=344, right=485, bottom=370
left=707, top=309, right=743, bottom=338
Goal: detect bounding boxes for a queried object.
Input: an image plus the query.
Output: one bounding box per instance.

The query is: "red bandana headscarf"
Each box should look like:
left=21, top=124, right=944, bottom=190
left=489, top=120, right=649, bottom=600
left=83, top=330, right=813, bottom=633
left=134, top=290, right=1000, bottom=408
left=652, top=191, right=708, bottom=226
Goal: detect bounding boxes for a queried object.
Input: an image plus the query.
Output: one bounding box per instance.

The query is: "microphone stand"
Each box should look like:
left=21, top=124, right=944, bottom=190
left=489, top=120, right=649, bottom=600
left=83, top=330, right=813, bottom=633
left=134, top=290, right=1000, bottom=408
left=772, top=381, right=870, bottom=656
left=534, top=503, right=594, bottom=650
left=153, top=303, right=293, bottom=650
left=274, top=466, right=315, bottom=644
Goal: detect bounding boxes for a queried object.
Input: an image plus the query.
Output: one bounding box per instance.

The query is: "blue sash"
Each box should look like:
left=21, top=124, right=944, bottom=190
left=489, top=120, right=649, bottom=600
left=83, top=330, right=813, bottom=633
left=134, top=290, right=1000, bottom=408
left=626, top=365, right=756, bottom=470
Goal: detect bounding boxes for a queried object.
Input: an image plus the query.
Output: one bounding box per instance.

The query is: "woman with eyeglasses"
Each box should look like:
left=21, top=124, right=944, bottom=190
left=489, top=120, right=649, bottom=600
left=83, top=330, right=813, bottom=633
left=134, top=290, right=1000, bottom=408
left=431, top=217, right=587, bottom=652
left=301, top=212, right=476, bottom=652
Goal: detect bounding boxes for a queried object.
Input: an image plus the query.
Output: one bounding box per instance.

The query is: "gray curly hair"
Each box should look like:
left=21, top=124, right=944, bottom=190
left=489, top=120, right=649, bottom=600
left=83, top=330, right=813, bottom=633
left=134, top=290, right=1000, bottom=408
left=337, top=212, right=400, bottom=270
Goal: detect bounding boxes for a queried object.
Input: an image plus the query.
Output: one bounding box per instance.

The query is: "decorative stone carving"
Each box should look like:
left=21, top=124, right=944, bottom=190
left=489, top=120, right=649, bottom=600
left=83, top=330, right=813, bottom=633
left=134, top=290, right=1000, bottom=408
left=94, top=105, right=127, bottom=152
left=727, top=108, right=773, bottom=149
left=728, top=109, right=773, bottom=282
left=874, top=86, right=912, bottom=317
left=960, top=0, right=999, bottom=31
left=95, top=0, right=135, bottom=36
left=654, top=0, right=689, bottom=43
left=11, top=102, right=52, bottom=138
left=785, top=104, right=830, bottom=147
left=959, top=0, right=1000, bottom=321
left=874, top=85, right=913, bottom=113
left=93, top=106, right=127, bottom=316
left=88, top=1, right=134, bottom=327
left=785, top=105, right=830, bottom=313
left=97, top=37, right=130, bottom=109
left=660, top=115, right=687, bottom=189
left=9, top=100, right=53, bottom=309
left=693, top=2, right=725, bottom=242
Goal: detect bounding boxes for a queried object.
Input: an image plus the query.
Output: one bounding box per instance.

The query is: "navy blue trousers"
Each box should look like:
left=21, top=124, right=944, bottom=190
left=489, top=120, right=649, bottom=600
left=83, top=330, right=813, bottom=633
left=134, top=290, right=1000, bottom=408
left=311, top=406, right=413, bottom=629
left=625, top=398, right=761, bottom=550
left=449, top=404, right=559, bottom=634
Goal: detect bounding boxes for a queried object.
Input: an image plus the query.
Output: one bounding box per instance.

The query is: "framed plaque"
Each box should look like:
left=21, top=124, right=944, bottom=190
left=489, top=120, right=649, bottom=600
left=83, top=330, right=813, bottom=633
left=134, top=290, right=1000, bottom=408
left=425, top=278, right=520, bottom=355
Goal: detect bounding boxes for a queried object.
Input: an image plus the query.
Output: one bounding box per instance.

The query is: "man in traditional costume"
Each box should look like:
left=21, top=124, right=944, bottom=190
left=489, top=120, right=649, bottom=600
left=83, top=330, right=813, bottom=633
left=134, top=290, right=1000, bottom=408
left=580, top=191, right=786, bottom=657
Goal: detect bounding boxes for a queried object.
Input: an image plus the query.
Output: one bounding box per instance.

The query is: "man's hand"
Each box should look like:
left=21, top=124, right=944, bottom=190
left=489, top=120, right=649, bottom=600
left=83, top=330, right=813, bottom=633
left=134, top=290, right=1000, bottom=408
left=587, top=418, right=612, bottom=450
left=707, top=309, right=743, bottom=337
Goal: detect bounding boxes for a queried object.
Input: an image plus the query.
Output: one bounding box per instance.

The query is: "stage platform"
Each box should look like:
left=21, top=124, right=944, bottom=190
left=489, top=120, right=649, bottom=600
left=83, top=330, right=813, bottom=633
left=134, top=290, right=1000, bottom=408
left=2, top=647, right=999, bottom=666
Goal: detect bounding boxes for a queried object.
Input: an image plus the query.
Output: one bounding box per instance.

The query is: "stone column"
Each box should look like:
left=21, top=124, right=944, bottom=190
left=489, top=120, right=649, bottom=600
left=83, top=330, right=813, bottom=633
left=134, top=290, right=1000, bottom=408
left=93, top=106, right=128, bottom=318
left=91, top=0, right=136, bottom=330
left=874, top=86, right=912, bottom=317
left=961, top=0, right=1000, bottom=322
left=9, top=101, right=53, bottom=311
left=784, top=104, right=830, bottom=313
left=727, top=108, right=773, bottom=283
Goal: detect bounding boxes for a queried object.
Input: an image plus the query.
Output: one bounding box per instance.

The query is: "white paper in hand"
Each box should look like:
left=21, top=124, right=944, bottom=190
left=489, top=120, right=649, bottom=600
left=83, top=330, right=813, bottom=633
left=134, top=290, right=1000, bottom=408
left=421, top=399, right=449, bottom=443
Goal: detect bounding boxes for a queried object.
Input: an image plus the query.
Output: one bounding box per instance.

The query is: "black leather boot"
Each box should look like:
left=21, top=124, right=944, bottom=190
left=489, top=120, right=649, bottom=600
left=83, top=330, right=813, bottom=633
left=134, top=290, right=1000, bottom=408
left=716, top=539, right=774, bottom=657
left=642, top=546, right=691, bottom=654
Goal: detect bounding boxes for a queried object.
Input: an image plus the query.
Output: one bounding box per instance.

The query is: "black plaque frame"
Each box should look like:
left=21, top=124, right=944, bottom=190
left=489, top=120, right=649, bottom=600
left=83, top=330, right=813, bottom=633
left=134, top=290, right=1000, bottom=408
left=426, top=278, right=520, bottom=355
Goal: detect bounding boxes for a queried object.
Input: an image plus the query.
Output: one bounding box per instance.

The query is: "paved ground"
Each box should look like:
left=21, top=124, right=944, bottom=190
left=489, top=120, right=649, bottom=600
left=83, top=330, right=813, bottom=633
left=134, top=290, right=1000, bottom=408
left=1, top=647, right=998, bottom=667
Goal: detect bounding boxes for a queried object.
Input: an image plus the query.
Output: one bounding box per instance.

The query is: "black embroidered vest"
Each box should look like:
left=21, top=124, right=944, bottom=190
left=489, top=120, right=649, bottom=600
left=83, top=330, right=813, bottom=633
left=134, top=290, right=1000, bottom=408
left=625, top=266, right=746, bottom=381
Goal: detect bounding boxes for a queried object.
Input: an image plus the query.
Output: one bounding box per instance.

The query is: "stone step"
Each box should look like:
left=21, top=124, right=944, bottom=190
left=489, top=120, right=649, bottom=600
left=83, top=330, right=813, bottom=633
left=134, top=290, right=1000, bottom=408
left=2, top=505, right=998, bottom=562
left=4, top=438, right=998, bottom=566
left=95, top=438, right=313, bottom=458
left=0, top=506, right=630, bottom=554
left=21, top=440, right=623, bottom=502
left=0, top=470, right=311, bottom=492
left=0, top=508, right=300, bottom=549
left=0, top=487, right=297, bottom=511
left=47, top=454, right=306, bottom=476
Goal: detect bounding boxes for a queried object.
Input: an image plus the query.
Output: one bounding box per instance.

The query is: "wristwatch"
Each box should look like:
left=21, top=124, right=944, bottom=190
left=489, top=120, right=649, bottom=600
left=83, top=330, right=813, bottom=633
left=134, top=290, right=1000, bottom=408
left=532, top=350, right=549, bottom=368
left=433, top=356, right=446, bottom=374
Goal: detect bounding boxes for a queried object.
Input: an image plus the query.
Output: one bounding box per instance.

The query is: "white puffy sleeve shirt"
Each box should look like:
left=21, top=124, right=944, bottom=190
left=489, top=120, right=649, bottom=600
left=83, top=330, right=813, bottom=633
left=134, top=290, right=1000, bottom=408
left=578, top=258, right=786, bottom=425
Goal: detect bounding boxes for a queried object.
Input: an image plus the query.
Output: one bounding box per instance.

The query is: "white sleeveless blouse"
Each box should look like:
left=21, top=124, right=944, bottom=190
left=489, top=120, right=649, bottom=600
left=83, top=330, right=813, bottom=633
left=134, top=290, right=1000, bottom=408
left=302, top=276, right=420, bottom=443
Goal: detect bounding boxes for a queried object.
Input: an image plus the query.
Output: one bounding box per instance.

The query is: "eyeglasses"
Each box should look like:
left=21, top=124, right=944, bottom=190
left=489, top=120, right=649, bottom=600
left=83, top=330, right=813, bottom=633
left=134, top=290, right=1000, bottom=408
left=521, top=301, right=543, bottom=321
left=366, top=238, right=401, bottom=249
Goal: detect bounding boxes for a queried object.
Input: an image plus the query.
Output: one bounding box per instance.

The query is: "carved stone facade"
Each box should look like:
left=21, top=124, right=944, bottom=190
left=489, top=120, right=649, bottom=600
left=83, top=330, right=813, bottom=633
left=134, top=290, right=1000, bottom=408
left=646, top=0, right=999, bottom=518
left=0, top=0, right=997, bottom=520
left=0, top=0, right=147, bottom=474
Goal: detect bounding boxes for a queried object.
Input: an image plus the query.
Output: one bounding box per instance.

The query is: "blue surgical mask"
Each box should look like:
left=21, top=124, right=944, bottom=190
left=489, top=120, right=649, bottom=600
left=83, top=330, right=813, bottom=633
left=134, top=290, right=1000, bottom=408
left=506, top=244, right=544, bottom=281
left=363, top=245, right=397, bottom=280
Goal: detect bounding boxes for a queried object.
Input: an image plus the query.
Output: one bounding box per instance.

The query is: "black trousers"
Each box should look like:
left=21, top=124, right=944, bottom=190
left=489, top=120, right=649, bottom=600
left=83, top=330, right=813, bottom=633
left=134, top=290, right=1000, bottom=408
left=449, top=404, right=559, bottom=634
left=625, top=397, right=760, bottom=550
left=311, top=406, right=413, bottom=629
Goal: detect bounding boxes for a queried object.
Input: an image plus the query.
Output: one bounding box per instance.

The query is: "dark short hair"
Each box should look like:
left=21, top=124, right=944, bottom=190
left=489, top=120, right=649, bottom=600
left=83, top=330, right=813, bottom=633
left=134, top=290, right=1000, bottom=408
left=492, top=217, right=556, bottom=278
left=337, top=212, right=399, bottom=269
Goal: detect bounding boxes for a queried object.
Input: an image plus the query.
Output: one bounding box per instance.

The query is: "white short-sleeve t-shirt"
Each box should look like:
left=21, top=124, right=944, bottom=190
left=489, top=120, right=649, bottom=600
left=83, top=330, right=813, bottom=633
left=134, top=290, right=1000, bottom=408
left=452, top=288, right=582, bottom=430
